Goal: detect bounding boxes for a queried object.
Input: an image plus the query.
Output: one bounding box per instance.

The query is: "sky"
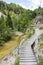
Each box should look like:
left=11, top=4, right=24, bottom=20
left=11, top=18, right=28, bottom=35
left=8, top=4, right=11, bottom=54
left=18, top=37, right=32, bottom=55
left=3, top=0, right=43, bottom=10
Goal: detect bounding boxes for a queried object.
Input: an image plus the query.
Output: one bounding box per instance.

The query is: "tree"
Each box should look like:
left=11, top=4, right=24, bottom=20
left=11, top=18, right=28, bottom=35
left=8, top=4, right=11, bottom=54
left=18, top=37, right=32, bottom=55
left=6, top=12, right=13, bottom=29
left=0, top=15, right=6, bottom=46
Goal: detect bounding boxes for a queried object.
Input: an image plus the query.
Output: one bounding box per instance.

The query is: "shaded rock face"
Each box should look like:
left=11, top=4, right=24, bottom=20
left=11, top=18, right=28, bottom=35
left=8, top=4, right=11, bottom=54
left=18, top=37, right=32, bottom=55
left=33, top=35, right=43, bottom=59
left=34, top=15, right=43, bottom=25
left=38, top=16, right=43, bottom=24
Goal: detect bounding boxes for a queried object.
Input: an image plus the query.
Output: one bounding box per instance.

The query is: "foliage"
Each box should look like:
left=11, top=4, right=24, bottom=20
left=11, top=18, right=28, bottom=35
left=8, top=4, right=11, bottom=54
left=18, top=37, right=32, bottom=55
left=39, top=27, right=43, bottom=30
left=26, top=28, right=35, bottom=39
left=0, top=1, right=37, bottom=46
left=14, top=56, right=19, bottom=65
left=39, top=58, right=43, bottom=65
left=6, top=12, right=13, bottom=29
left=38, top=34, right=43, bottom=42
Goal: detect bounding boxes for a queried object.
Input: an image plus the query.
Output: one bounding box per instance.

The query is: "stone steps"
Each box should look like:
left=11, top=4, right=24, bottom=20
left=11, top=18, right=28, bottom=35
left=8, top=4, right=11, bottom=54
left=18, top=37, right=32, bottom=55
left=19, top=32, right=38, bottom=65
left=19, top=46, right=37, bottom=65
left=20, top=57, right=36, bottom=60
left=20, top=60, right=36, bottom=62
left=20, top=62, right=37, bottom=65
left=20, top=58, right=36, bottom=60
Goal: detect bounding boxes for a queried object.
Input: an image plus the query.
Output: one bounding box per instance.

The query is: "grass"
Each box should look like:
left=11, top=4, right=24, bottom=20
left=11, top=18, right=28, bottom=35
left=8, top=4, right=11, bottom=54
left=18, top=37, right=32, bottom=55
left=38, top=43, right=43, bottom=49
left=38, top=35, right=43, bottom=65
left=39, top=34, right=43, bottom=41
left=38, top=34, right=43, bottom=49
left=39, top=27, right=43, bottom=30
left=0, top=36, right=22, bottom=58
left=14, top=56, right=20, bottom=65
left=38, top=58, right=43, bottom=65
left=26, top=28, right=35, bottom=39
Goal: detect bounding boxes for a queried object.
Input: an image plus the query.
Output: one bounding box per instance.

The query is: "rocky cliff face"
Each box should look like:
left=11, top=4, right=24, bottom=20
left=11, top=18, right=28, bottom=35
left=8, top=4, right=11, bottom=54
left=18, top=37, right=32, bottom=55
left=33, top=34, right=43, bottom=64
left=33, top=15, right=43, bottom=25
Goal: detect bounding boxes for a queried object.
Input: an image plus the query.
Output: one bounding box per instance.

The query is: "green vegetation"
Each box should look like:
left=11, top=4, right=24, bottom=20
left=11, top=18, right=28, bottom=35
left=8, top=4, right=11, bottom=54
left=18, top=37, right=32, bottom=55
left=0, top=36, right=22, bottom=58
left=38, top=35, right=43, bottom=65
left=14, top=56, right=20, bottom=65
left=39, top=27, right=43, bottom=30
left=0, top=1, right=37, bottom=46
left=38, top=34, right=43, bottom=42
left=26, top=28, right=35, bottom=39
left=0, top=1, right=42, bottom=59
left=38, top=58, right=43, bottom=65
left=38, top=43, right=43, bottom=49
